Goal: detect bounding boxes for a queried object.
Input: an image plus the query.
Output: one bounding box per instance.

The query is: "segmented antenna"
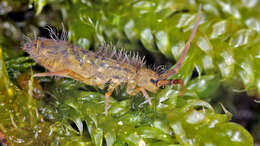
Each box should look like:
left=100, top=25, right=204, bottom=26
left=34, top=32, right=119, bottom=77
left=159, top=5, right=201, bottom=79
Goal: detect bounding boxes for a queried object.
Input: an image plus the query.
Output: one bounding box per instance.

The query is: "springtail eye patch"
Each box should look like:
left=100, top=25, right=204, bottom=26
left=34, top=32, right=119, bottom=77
left=150, top=79, right=159, bottom=87
left=150, top=79, right=155, bottom=83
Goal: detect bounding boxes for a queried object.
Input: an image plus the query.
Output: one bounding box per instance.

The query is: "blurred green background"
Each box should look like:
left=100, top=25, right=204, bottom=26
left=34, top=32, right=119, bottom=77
left=0, top=0, right=259, bottom=145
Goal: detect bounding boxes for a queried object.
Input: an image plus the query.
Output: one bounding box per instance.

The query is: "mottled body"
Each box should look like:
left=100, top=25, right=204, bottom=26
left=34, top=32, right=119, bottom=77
left=24, top=38, right=159, bottom=95
left=23, top=6, right=201, bottom=113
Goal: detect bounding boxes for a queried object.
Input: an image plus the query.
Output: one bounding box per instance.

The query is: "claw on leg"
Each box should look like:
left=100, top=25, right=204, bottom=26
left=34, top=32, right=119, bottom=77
left=105, top=90, right=112, bottom=113
left=104, top=83, right=119, bottom=114
left=137, top=88, right=152, bottom=105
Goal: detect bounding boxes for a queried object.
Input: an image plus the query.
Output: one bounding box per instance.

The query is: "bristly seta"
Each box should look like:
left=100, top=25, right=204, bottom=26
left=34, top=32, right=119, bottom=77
left=23, top=6, right=201, bottom=114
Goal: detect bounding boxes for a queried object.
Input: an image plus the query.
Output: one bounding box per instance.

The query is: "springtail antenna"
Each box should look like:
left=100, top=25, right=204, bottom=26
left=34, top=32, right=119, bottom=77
left=159, top=5, right=201, bottom=80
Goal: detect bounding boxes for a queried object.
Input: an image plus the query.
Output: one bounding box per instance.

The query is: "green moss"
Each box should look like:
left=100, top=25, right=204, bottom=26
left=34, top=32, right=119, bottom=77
left=0, top=0, right=257, bottom=145
left=49, top=0, right=260, bottom=96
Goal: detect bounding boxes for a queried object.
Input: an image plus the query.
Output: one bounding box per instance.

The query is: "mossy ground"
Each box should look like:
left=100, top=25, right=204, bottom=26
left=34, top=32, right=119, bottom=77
left=0, top=0, right=258, bottom=145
